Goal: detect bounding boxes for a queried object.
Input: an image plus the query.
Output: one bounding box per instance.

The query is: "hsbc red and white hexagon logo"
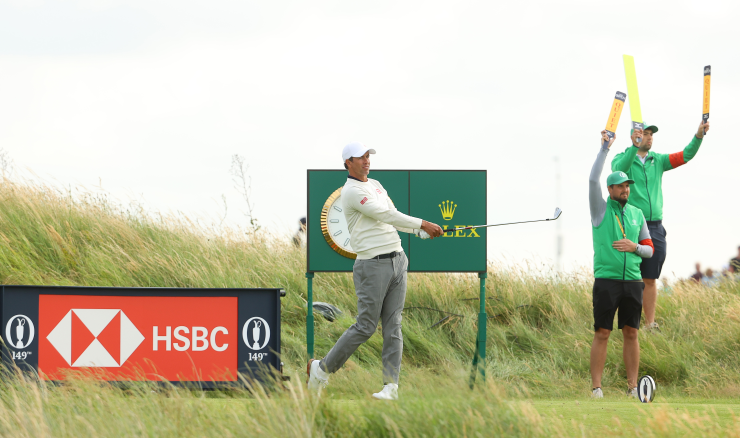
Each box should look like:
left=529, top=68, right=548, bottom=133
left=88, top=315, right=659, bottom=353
left=39, top=295, right=238, bottom=381
left=46, top=309, right=145, bottom=367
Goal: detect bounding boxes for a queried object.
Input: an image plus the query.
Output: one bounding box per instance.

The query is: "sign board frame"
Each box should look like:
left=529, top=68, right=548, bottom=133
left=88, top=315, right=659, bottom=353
left=0, top=285, right=284, bottom=388
left=307, top=169, right=487, bottom=272
left=305, top=169, right=489, bottom=385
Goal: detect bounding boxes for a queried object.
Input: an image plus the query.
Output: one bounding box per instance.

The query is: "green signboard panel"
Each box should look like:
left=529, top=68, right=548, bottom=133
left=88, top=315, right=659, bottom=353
left=408, top=171, right=486, bottom=272
left=307, top=170, right=485, bottom=272
left=307, top=170, right=409, bottom=272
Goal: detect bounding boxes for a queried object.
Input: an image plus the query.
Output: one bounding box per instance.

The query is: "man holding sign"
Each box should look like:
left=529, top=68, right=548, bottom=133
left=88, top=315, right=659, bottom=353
left=614, top=55, right=711, bottom=331
left=589, top=131, right=654, bottom=398
left=611, top=121, right=709, bottom=330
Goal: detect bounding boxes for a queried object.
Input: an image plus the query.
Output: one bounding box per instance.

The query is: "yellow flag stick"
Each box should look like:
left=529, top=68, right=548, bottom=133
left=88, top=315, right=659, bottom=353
left=703, top=65, right=711, bottom=135
left=604, top=91, right=626, bottom=147
left=623, top=55, right=643, bottom=143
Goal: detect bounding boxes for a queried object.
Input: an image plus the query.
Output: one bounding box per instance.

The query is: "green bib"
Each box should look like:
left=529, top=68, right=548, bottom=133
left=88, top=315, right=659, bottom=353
left=592, top=197, right=646, bottom=281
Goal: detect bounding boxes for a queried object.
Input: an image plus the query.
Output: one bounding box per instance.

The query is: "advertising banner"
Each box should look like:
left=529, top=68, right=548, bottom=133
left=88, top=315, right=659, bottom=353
left=408, top=171, right=486, bottom=272
left=1, top=286, right=283, bottom=387
left=307, top=169, right=486, bottom=272
left=308, top=170, right=409, bottom=272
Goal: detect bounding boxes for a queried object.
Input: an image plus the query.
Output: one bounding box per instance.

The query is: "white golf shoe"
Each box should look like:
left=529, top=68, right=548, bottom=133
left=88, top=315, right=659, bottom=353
left=306, top=359, right=328, bottom=393
left=628, top=387, right=638, bottom=398
left=591, top=387, right=603, bottom=398
left=372, top=383, right=398, bottom=400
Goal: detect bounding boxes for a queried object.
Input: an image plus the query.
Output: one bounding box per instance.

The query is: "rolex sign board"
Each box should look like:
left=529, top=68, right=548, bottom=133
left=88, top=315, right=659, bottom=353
left=308, top=170, right=486, bottom=272
left=408, top=171, right=486, bottom=272
left=0, top=286, right=283, bottom=387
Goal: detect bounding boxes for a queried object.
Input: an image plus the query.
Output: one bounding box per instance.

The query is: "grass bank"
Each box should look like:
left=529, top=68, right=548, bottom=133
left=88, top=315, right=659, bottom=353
left=1, top=180, right=740, bottom=436
left=1, top=369, right=740, bottom=437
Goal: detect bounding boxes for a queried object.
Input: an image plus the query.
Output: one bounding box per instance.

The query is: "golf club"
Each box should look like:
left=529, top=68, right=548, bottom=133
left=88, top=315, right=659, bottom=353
left=418, top=208, right=562, bottom=239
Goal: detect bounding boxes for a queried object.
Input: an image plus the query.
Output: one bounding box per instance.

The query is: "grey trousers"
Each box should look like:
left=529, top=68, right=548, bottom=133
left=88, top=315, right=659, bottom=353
left=322, top=251, right=408, bottom=384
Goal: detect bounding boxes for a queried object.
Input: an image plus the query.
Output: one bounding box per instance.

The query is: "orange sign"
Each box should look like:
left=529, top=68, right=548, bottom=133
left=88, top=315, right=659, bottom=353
left=703, top=65, right=711, bottom=117
left=39, top=295, right=238, bottom=381
left=605, top=91, right=627, bottom=138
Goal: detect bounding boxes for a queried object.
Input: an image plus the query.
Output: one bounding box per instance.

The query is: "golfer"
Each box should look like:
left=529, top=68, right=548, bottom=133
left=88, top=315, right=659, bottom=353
left=611, top=120, right=709, bottom=330
left=307, top=142, right=443, bottom=400
left=589, top=131, right=654, bottom=398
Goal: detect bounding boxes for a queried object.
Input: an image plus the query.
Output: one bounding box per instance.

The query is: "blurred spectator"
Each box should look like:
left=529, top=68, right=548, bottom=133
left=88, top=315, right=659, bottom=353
left=293, top=217, right=307, bottom=247
left=690, top=263, right=703, bottom=283
left=702, top=268, right=719, bottom=287
left=730, top=246, right=740, bottom=274
left=659, top=277, right=674, bottom=295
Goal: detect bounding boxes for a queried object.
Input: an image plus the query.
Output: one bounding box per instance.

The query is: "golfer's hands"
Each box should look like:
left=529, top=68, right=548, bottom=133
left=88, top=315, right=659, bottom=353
left=631, top=128, right=643, bottom=146
left=601, top=130, right=616, bottom=149
left=612, top=238, right=637, bottom=253
left=696, top=120, right=710, bottom=138
left=420, top=220, right=443, bottom=239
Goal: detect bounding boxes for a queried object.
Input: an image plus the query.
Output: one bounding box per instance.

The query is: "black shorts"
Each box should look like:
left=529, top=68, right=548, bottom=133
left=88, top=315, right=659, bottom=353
left=593, top=278, right=644, bottom=331
left=640, top=221, right=667, bottom=280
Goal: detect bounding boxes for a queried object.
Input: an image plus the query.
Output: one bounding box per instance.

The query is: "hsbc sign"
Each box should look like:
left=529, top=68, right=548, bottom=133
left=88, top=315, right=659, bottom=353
left=1, top=286, right=283, bottom=387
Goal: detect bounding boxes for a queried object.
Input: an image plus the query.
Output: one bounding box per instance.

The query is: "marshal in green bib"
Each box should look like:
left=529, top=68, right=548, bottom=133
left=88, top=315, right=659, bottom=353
left=592, top=197, right=647, bottom=281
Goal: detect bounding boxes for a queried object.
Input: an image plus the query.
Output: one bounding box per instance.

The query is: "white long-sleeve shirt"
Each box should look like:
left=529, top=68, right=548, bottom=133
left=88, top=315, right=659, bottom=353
left=341, top=177, right=423, bottom=260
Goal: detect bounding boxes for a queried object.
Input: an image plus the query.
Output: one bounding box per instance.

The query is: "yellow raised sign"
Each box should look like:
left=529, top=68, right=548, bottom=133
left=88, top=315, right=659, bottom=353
left=623, top=55, right=643, bottom=131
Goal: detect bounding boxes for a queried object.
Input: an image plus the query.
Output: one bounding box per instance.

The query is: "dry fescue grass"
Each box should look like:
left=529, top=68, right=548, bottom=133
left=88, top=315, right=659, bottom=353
left=0, top=365, right=571, bottom=437
left=2, top=179, right=740, bottom=436
left=2, top=365, right=740, bottom=437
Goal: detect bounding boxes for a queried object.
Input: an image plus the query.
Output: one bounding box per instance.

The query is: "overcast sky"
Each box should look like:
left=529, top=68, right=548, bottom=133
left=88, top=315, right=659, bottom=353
left=1, top=0, right=737, bottom=279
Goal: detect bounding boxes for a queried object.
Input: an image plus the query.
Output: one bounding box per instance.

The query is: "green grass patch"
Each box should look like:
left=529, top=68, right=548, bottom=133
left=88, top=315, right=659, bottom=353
left=531, top=398, right=740, bottom=436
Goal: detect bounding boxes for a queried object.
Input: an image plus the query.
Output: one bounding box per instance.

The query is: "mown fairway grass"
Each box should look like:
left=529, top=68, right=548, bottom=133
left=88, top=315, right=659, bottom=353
left=1, top=180, right=740, bottom=436
left=531, top=398, right=740, bottom=436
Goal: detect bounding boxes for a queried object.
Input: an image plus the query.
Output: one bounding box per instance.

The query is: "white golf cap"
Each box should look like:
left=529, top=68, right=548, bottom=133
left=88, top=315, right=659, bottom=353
left=342, top=142, right=376, bottom=161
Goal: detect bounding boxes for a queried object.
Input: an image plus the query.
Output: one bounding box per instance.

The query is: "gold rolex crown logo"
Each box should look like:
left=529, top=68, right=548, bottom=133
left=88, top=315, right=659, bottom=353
left=438, top=200, right=457, bottom=221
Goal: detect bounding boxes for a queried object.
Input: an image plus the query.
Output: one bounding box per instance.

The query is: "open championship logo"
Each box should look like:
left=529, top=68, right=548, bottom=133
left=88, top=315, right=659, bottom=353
left=242, top=317, right=270, bottom=350
left=5, top=315, right=35, bottom=349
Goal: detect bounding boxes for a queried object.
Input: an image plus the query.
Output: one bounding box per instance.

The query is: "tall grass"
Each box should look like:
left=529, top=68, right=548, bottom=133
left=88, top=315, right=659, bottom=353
left=1, top=179, right=740, bottom=436
left=0, top=365, right=737, bottom=437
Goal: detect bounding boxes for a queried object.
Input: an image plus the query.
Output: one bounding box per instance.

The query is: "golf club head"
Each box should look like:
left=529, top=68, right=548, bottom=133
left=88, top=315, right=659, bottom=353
left=551, top=207, right=562, bottom=220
